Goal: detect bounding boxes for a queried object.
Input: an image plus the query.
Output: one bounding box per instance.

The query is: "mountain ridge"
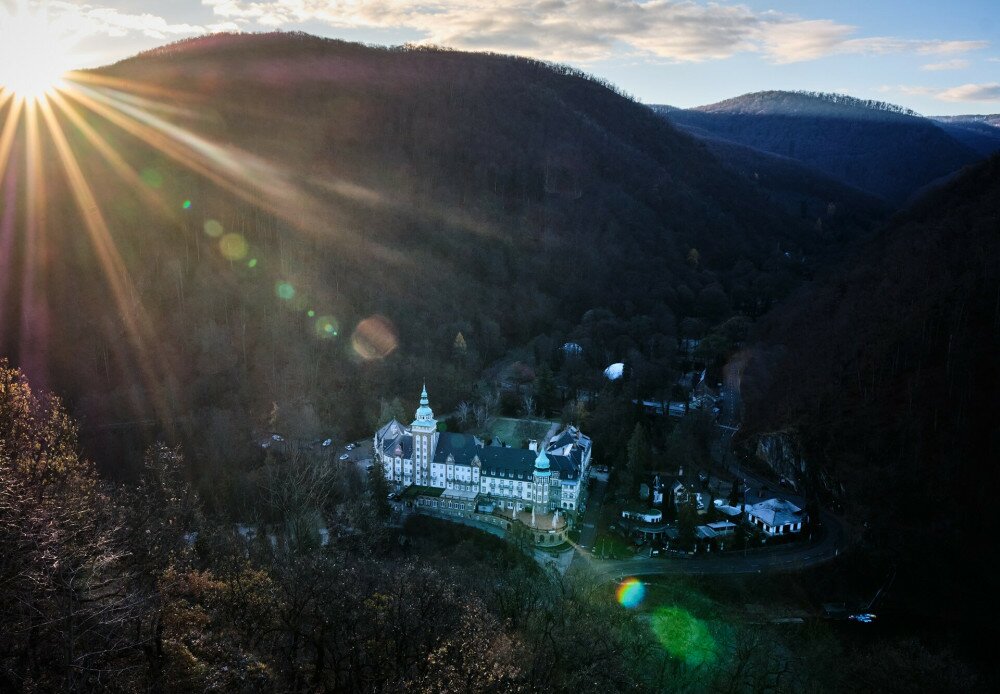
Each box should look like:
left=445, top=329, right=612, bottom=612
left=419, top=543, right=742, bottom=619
left=3, top=33, right=873, bottom=477
left=651, top=90, right=985, bottom=203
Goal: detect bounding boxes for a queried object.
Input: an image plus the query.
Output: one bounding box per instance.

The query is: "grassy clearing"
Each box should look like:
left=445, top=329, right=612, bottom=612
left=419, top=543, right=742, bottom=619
left=592, top=533, right=636, bottom=559
left=482, top=417, right=555, bottom=445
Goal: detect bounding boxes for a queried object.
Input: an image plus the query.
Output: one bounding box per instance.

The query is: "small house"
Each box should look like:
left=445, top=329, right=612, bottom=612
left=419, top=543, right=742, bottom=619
left=746, top=499, right=806, bottom=536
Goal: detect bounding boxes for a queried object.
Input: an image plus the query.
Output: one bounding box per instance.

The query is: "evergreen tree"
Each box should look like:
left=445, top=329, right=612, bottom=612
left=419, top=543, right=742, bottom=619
left=677, top=495, right=699, bottom=550
left=729, top=478, right=740, bottom=507
left=624, top=423, right=652, bottom=497
left=534, top=363, right=558, bottom=417
left=367, top=460, right=391, bottom=521
left=369, top=396, right=408, bottom=431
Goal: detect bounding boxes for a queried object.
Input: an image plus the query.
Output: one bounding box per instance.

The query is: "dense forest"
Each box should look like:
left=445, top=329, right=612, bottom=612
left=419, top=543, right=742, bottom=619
left=2, top=360, right=987, bottom=692
left=653, top=91, right=990, bottom=203
left=2, top=30, right=999, bottom=691
left=740, top=153, right=1000, bottom=652
left=1, top=34, right=878, bottom=500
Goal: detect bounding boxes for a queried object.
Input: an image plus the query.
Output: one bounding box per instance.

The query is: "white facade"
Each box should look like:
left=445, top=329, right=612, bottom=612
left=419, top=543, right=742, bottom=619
left=746, top=498, right=806, bottom=536
left=374, top=387, right=592, bottom=514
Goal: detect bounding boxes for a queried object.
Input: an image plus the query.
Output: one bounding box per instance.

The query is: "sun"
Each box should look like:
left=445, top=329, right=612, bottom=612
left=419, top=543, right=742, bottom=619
left=0, top=4, right=75, bottom=101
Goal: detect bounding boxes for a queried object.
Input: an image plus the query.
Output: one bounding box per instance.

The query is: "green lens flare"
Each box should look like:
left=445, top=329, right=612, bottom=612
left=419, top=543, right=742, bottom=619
left=276, top=282, right=295, bottom=300
left=203, top=219, right=223, bottom=237
left=650, top=606, right=717, bottom=667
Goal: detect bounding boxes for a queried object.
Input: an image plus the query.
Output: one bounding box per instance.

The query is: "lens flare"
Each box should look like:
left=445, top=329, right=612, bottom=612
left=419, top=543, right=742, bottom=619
left=203, top=219, right=223, bottom=237
left=351, top=315, right=398, bottom=360
left=314, top=315, right=340, bottom=339
left=141, top=167, right=163, bottom=188
left=219, top=233, right=248, bottom=261
left=616, top=578, right=645, bottom=609
left=0, top=4, right=75, bottom=101
left=650, top=606, right=717, bottom=666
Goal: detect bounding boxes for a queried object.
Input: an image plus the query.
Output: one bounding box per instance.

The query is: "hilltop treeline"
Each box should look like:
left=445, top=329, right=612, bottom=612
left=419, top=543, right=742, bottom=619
left=1, top=34, right=874, bottom=494
left=656, top=90, right=982, bottom=202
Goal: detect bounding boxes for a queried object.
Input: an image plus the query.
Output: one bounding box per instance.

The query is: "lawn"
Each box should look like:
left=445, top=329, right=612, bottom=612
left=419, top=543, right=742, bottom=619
left=592, top=533, right=635, bottom=559
left=481, top=416, right=555, bottom=446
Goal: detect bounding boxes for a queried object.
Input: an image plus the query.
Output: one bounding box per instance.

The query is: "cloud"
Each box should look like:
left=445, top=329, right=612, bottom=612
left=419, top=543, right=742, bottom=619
left=842, top=37, right=987, bottom=56
left=198, top=1, right=990, bottom=64
left=45, top=2, right=214, bottom=40
left=83, top=9, right=205, bottom=39
left=921, top=59, right=970, bottom=71
left=28, top=1, right=990, bottom=66
left=937, top=83, right=1000, bottom=102
left=757, top=19, right=857, bottom=63
left=878, top=84, right=937, bottom=97
left=881, top=82, right=1000, bottom=103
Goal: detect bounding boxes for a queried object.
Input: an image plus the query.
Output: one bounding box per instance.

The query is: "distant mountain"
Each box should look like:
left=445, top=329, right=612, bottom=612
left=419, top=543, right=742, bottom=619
left=933, top=113, right=1000, bottom=128
left=1, top=34, right=879, bottom=475
left=673, top=128, right=888, bottom=226
left=651, top=91, right=983, bottom=203
left=693, top=90, right=922, bottom=119
left=930, top=115, right=1000, bottom=157
left=741, top=153, right=1000, bottom=621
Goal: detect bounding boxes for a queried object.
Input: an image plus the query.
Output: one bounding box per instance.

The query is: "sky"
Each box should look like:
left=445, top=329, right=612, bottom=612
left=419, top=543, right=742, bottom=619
left=8, top=0, right=1000, bottom=115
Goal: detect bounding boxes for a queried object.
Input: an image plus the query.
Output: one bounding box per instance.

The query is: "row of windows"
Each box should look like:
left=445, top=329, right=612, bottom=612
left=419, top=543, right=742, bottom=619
left=417, top=499, right=473, bottom=511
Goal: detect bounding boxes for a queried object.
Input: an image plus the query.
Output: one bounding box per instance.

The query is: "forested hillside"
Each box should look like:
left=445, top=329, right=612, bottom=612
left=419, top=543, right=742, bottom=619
left=653, top=91, right=983, bottom=203
left=741, top=154, right=1000, bottom=630
left=0, top=34, right=877, bottom=492
left=931, top=116, right=1000, bottom=156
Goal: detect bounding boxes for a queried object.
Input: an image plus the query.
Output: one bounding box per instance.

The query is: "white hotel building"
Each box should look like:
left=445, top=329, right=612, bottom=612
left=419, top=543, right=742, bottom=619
left=374, top=386, right=592, bottom=519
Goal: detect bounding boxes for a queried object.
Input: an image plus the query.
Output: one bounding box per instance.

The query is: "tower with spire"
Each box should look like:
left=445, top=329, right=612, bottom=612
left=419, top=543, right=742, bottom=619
left=532, top=445, right=552, bottom=510
left=410, top=384, right=438, bottom=486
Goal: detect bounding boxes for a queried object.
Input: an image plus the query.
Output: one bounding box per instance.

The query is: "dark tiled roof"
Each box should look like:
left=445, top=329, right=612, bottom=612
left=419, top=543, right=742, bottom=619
left=381, top=433, right=412, bottom=459
left=434, top=433, right=580, bottom=480
left=376, top=420, right=396, bottom=438
left=549, top=431, right=576, bottom=449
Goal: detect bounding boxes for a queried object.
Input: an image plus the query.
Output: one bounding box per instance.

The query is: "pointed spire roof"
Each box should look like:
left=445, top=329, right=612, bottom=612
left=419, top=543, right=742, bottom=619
left=413, top=383, right=435, bottom=425
left=534, top=446, right=551, bottom=477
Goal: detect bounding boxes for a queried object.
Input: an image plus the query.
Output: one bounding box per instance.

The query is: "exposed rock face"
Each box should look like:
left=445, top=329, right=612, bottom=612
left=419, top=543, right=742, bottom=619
left=754, top=431, right=806, bottom=486
left=752, top=432, right=844, bottom=499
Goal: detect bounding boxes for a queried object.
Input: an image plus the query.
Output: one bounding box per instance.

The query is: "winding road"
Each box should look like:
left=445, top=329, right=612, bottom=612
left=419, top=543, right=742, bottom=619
left=572, top=383, right=852, bottom=581
left=578, top=505, right=846, bottom=579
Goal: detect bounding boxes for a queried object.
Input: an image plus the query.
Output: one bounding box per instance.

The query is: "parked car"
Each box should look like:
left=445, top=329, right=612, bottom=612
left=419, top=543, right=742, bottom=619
left=339, top=453, right=350, bottom=461
left=346, top=443, right=354, bottom=451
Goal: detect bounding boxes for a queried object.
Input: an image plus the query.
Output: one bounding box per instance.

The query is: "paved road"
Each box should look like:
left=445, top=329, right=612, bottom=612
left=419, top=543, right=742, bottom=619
left=577, top=476, right=607, bottom=551
left=580, top=505, right=846, bottom=579
left=339, top=439, right=374, bottom=476
left=570, top=390, right=851, bottom=580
